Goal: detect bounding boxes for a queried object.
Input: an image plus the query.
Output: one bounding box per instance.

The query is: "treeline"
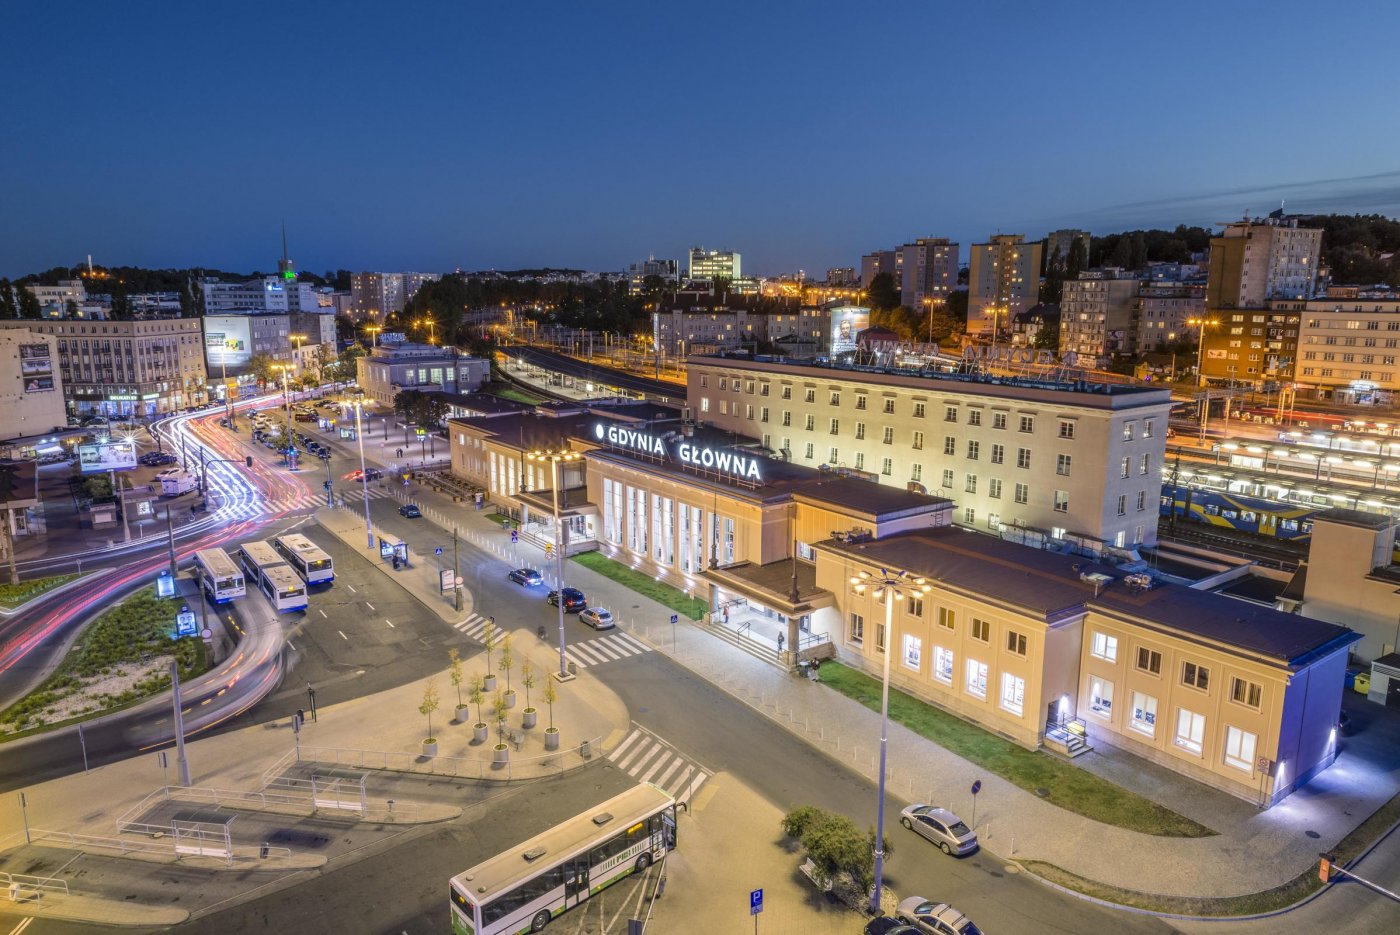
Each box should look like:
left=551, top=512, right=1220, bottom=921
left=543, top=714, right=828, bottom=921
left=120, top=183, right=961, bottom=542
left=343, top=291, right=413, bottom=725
left=400, top=273, right=644, bottom=343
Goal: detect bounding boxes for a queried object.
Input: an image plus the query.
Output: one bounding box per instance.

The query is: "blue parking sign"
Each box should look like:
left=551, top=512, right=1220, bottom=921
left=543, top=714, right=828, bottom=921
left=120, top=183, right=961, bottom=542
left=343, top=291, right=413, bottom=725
left=750, top=888, right=763, bottom=915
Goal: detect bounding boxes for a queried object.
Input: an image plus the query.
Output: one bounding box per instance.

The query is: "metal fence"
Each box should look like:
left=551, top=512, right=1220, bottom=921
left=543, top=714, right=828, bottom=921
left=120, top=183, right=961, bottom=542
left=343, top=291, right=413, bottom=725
left=1, top=869, right=70, bottom=901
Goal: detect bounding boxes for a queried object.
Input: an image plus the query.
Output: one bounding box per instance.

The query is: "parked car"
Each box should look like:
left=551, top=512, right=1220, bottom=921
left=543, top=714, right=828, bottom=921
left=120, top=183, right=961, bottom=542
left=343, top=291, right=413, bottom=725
left=579, top=607, right=615, bottom=630
left=139, top=451, right=178, bottom=467
left=398, top=504, right=422, bottom=518
left=896, top=898, right=981, bottom=935
left=508, top=568, right=543, bottom=587
left=547, top=587, right=587, bottom=612
left=899, top=805, right=978, bottom=856
left=866, top=918, right=920, bottom=935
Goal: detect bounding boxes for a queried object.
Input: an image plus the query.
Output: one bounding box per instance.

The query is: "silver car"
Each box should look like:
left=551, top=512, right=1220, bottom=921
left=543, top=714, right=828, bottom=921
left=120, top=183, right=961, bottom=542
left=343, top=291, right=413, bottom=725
left=899, top=804, right=978, bottom=856
left=579, top=607, right=615, bottom=630
left=896, top=897, right=982, bottom=935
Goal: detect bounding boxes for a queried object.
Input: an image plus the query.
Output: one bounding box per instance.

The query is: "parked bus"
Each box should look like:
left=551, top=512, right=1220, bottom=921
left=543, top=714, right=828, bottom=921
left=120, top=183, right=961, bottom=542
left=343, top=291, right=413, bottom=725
left=237, top=540, right=308, bottom=613
left=449, top=784, right=676, bottom=935
left=272, top=532, right=334, bottom=585
left=193, top=548, right=246, bottom=604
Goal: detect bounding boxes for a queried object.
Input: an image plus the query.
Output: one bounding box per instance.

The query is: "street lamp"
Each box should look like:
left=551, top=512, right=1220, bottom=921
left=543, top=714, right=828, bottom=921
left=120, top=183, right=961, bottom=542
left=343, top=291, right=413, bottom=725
left=345, top=398, right=374, bottom=549
left=420, top=316, right=437, bottom=345
left=1188, top=317, right=1220, bottom=442
left=365, top=324, right=382, bottom=348
left=526, top=447, right=582, bottom=678
left=289, top=333, right=308, bottom=378
left=849, top=566, right=929, bottom=915
left=273, top=363, right=293, bottom=460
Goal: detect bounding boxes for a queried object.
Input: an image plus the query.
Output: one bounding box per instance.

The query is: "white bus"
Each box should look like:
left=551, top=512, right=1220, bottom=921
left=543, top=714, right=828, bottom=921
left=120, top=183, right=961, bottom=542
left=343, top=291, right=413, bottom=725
left=237, top=540, right=308, bottom=613
left=449, top=784, right=676, bottom=935
left=193, top=548, right=245, bottom=604
left=272, top=532, right=334, bottom=585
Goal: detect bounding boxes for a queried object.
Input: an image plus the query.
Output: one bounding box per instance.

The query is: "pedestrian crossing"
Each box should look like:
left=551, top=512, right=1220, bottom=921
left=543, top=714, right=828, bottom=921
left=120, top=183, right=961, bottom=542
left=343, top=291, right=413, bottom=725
left=567, top=632, right=651, bottom=667
left=608, top=726, right=711, bottom=805
left=453, top=612, right=493, bottom=640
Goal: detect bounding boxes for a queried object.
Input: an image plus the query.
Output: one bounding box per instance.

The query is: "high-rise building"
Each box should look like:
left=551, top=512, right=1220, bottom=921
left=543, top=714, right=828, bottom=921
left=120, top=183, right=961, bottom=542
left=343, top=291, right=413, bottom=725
left=688, top=248, right=741, bottom=282
left=1059, top=273, right=1141, bottom=362
left=350, top=272, right=441, bottom=320
left=1044, top=229, right=1091, bottom=268
left=859, top=250, right=899, bottom=290
left=202, top=276, right=320, bottom=314
left=897, top=238, right=959, bottom=312
left=627, top=258, right=679, bottom=294
left=1206, top=216, right=1322, bottom=310
left=1135, top=283, right=1205, bottom=351
left=825, top=267, right=856, bottom=286
left=24, top=281, right=86, bottom=316
left=968, top=234, right=1043, bottom=333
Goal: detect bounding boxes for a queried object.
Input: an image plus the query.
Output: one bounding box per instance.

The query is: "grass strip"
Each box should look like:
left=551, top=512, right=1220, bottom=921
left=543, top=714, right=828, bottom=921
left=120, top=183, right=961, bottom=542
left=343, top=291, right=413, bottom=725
left=483, top=512, right=515, bottom=528
left=818, top=661, right=1214, bottom=838
left=484, top=383, right=545, bottom=405
left=0, top=573, right=79, bottom=610
left=569, top=551, right=708, bottom=620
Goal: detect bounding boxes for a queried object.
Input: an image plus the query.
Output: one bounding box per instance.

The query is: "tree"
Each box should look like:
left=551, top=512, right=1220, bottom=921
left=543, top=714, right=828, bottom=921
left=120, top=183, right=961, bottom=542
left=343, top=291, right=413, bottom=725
left=1033, top=320, right=1061, bottom=350
left=944, top=290, right=969, bottom=325
left=418, top=678, right=440, bottom=742
left=1065, top=238, right=1088, bottom=279
left=922, top=306, right=960, bottom=344
left=499, top=633, right=514, bottom=695
left=1129, top=231, right=1148, bottom=271
left=1108, top=236, right=1133, bottom=269
left=247, top=353, right=278, bottom=390
left=543, top=675, right=558, bottom=730
left=0, top=281, right=16, bottom=319
left=448, top=647, right=464, bottom=709
left=482, top=618, right=497, bottom=681
left=492, top=689, right=509, bottom=743
left=469, top=673, right=485, bottom=727
left=779, top=805, right=894, bottom=897
left=16, top=287, right=41, bottom=319
left=866, top=272, right=900, bottom=312
left=521, top=659, right=536, bottom=713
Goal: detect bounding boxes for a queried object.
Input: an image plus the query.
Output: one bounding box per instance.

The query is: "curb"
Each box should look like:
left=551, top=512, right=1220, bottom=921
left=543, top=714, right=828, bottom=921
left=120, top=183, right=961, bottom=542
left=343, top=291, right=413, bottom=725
left=0, top=571, right=93, bottom=618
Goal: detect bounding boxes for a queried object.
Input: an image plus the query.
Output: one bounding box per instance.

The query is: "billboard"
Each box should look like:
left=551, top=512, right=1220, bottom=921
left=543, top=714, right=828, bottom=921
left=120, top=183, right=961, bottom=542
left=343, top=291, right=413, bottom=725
left=829, top=306, right=871, bottom=356
left=19, top=342, right=55, bottom=392
left=78, top=441, right=137, bottom=473
left=204, top=316, right=253, bottom=370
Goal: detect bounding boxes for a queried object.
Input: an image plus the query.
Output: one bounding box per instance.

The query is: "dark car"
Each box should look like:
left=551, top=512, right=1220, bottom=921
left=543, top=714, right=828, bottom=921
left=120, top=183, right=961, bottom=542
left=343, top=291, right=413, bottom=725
left=865, top=919, right=919, bottom=935
left=547, top=587, right=586, bottom=612
left=508, top=568, right=544, bottom=587
left=398, top=504, right=422, bottom=518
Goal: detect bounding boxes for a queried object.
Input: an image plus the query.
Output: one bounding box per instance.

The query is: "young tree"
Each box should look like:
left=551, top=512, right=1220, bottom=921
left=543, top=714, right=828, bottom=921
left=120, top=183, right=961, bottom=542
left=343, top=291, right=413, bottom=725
left=482, top=618, right=497, bottom=676
left=469, top=673, right=485, bottom=727
left=521, top=659, right=535, bottom=711
left=543, top=675, right=558, bottom=730
left=16, top=287, right=41, bottom=320
left=865, top=272, right=900, bottom=312
left=0, top=281, right=16, bottom=319
left=492, top=690, right=509, bottom=742
left=448, top=647, right=464, bottom=708
left=499, top=633, right=514, bottom=693
left=247, top=353, right=278, bottom=390
left=418, top=678, right=440, bottom=741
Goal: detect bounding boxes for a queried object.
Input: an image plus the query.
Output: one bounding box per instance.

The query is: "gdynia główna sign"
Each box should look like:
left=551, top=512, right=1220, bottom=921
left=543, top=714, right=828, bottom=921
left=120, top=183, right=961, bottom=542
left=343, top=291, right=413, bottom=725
left=593, top=423, right=763, bottom=482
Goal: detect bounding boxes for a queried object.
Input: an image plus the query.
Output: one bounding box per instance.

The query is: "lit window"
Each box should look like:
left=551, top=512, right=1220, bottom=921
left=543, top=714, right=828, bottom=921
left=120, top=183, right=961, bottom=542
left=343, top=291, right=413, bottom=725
left=933, top=645, right=953, bottom=682
left=1091, top=632, right=1117, bottom=662
left=1175, top=709, right=1205, bottom=755
left=903, top=634, right=922, bottom=671
left=1089, top=677, right=1113, bottom=716
left=1130, top=692, right=1157, bottom=736
left=1224, top=726, right=1258, bottom=772
left=966, top=659, right=988, bottom=698
left=1000, top=673, right=1025, bottom=716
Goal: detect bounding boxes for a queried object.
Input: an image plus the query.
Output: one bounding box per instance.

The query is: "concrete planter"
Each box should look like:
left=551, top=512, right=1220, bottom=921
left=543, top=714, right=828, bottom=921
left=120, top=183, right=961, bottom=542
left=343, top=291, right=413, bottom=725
left=493, top=744, right=509, bottom=764
left=472, top=723, right=488, bottom=744
left=454, top=705, right=470, bottom=724
left=544, top=727, right=560, bottom=751
left=522, top=707, right=537, bottom=729
left=504, top=689, right=517, bottom=709
left=421, top=739, right=438, bottom=757
left=483, top=674, right=497, bottom=692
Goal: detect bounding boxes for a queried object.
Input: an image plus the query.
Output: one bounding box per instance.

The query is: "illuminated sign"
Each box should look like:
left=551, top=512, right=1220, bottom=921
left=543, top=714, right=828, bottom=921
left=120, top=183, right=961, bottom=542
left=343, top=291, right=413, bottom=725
left=592, top=422, right=763, bottom=482
left=961, top=346, right=1081, bottom=368
left=829, top=306, right=871, bottom=355
left=77, top=441, right=137, bottom=473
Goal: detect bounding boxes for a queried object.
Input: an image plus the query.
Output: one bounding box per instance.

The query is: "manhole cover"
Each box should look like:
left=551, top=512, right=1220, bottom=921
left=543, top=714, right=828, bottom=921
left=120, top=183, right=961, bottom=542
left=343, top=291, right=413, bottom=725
left=1305, top=830, right=1321, bottom=839
left=1035, top=787, right=1050, bottom=798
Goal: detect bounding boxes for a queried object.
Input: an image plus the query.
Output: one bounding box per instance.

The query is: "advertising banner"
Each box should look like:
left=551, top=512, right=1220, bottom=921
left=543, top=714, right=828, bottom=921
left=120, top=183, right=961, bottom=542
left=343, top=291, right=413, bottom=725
left=19, top=342, right=55, bottom=391
left=77, top=441, right=137, bottom=473
left=204, top=317, right=253, bottom=370
left=829, top=306, right=871, bottom=355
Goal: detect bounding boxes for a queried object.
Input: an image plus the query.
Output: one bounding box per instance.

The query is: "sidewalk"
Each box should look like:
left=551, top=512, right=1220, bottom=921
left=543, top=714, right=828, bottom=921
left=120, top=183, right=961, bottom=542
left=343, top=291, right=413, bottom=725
left=383, top=471, right=1400, bottom=903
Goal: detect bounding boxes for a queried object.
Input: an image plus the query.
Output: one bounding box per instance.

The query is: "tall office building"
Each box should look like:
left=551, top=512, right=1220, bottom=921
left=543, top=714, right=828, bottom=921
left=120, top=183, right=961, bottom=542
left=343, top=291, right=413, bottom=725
left=688, top=248, right=741, bottom=281
left=898, top=238, right=959, bottom=311
left=1206, top=216, right=1322, bottom=310
left=968, top=234, right=1043, bottom=333
left=859, top=250, right=900, bottom=290
left=350, top=271, right=441, bottom=320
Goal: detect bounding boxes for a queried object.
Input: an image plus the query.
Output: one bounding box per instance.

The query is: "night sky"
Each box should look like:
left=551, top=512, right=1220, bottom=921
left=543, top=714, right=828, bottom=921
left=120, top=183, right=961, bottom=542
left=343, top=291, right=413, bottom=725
left=4, top=0, right=1399, bottom=278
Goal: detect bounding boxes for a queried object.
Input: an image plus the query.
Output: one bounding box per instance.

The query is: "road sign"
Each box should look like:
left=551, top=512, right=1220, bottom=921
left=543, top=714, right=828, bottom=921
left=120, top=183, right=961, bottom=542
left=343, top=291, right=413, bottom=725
left=971, top=779, right=982, bottom=796
left=156, top=571, right=176, bottom=598
left=434, top=547, right=443, bottom=555
left=510, top=529, right=519, bottom=543
left=670, top=614, right=679, bottom=625
left=750, top=888, right=763, bottom=915
left=201, top=627, right=213, bottom=642
left=544, top=543, right=554, bottom=556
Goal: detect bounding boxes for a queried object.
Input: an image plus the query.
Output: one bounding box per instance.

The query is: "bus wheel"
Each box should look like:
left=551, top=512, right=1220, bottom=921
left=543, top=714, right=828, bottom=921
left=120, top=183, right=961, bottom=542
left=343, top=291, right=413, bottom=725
left=530, top=910, right=551, bottom=932
left=635, top=853, right=652, bottom=872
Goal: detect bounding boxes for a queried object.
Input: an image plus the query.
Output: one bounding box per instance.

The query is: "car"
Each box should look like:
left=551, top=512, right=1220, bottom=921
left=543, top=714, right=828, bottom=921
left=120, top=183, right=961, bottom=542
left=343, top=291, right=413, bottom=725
left=547, top=587, right=587, bottom=612
left=218, top=418, right=231, bottom=428
left=345, top=467, right=383, bottom=482
left=579, top=607, right=615, bottom=630
left=317, top=450, right=332, bottom=461
left=896, top=898, right=981, bottom=935
left=865, top=918, right=920, bottom=935
left=398, top=504, right=422, bottom=518
left=508, top=567, right=544, bottom=587
left=899, top=805, right=978, bottom=856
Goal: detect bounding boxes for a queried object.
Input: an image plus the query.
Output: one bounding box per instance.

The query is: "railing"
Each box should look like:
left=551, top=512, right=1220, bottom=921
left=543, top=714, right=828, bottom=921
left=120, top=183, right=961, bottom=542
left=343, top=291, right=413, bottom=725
left=1, top=870, right=70, bottom=900
left=737, top=620, right=751, bottom=638
left=115, top=784, right=320, bottom=834
left=798, top=630, right=829, bottom=650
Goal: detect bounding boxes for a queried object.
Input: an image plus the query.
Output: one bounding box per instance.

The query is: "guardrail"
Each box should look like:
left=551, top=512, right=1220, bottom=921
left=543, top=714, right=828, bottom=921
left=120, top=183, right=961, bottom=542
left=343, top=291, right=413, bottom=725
left=1, top=869, right=70, bottom=901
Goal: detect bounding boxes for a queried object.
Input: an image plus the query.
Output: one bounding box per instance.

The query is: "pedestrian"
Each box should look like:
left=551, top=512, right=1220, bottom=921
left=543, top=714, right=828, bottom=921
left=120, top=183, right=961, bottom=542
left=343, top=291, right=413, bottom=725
left=777, top=632, right=785, bottom=654
left=722, top=607, right=729, bottom=625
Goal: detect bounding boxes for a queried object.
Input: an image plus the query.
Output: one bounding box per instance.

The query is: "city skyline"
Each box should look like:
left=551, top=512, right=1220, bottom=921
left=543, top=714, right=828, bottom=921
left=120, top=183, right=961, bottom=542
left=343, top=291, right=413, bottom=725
left=3, top=1, right=1400, bottom=279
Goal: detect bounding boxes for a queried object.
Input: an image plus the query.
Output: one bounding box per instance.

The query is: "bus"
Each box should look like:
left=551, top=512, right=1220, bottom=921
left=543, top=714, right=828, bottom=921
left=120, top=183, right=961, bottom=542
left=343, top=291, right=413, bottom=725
left=193, top=548, right=245, bottom=604
left=272, top=533, right=335, bottom=585
left=449, top=784, right=676, bottom=935
left=237, top=540, right=308, bottom=613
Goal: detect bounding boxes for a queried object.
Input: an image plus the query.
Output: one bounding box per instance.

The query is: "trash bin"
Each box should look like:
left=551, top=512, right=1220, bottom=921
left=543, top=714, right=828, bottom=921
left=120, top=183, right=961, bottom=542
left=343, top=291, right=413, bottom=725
left=1354, top=671, right=1371, bottom=695
left=567, top=661, right=578, bottom=676
left=579, top=739, right=591, bottom=758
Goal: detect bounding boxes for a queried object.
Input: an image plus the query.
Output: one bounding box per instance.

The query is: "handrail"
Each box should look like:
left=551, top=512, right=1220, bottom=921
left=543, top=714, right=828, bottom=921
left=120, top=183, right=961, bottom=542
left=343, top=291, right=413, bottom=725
left=0, top=870, right=70, bottom=898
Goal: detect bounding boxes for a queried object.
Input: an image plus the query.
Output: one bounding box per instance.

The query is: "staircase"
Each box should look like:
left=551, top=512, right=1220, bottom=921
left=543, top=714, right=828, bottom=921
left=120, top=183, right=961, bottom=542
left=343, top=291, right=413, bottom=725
left=702, top=615, right=788, bottom=669
left=1044, top=717, right=1093, bottom=759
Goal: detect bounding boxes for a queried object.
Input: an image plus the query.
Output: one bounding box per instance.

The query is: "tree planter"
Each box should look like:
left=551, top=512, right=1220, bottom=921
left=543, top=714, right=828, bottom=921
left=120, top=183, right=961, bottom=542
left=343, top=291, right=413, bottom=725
left=472, top=723, right=488, bottom=744
left=493, top=743, right=510, bottom=764
left=544, top=727, right=560, bottom=750
left=421, top=739, right=438, bottom=757
left=504, top=689, right=517, bottom=709
left=483, top=674, right=497, bottom=692
left=454, top=705, right=470, bottom=724
left=522, top=707, right=537, bottom=729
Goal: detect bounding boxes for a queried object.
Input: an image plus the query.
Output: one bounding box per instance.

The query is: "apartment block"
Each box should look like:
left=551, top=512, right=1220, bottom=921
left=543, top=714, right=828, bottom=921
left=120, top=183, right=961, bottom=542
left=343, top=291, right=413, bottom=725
left=898, top=238, right=959, bottom=312
left=1059, top=273, right=1141, bottom=363
left=350, top=271, right=440, bottom=320
left=1199, top=303, right=1302, bottom=385
left=1206, top=216, right=1321, bottom=310
left=1135, top=283, right=1205, bottom=351
left=860, top=250, right=899, bottom=290
left=1045, top=228, right=1090, bottom=266
left=1295, top=296, right=1400, bottom=405
left=626, top=258, right=679, bottom=294
left=653, top=307, right=828, bottom=357
left=968, top=234, right=1043, bottom=333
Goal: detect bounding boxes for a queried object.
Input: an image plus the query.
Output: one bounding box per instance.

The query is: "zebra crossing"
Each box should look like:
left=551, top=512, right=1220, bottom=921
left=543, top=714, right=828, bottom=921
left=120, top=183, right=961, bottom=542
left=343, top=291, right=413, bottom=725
left=566, top=632, right=651, bottom=668
left=453, top=612, right=493, bottom=640
left=608, top=726, right=711, bottom=804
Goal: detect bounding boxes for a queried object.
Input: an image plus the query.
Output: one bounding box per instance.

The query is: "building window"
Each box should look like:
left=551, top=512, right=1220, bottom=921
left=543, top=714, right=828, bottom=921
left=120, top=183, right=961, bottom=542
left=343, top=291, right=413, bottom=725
left=782, top=411, right=791, bottom=426
left=830, top=392, right=840, bottom=406
left=1090, top=677, right=1114, bottom=716
left=1091, top=632, right=1118, bottom=662
left=967, top=440, right=980, bottom=460
left=1175, top=709, right=1206, bottom=755
left=937, top=607, right=954, bottom=629
left=700, top=376, right=708, bottom=388
left=941, top=468, right=954, bottom=488
left=1000, top=673, right=1025, bottom=716
left=1123, top=421, right=1136, bottom=441
left=882, top=427, right=894, bottom=444
left=992, top=412, right=1007, bottom=430
left=971, top=618, right=990, bottom=642
left=883, top=398, right=895, bottom=414
left=1116, top=495, right=1127, bottom=516
left=804, top=443, right=814, bottom=460
left=912, top=431, right=923, bottom=450
left=1130, top=692, right=1158, bottom=736
left=1056, top=454, right=1072, bottom=476
left=1059, top=419, right=1075, bottom=439
left=781, top=386, right=791, bottom=399
left=1136, top=490, right=1146, bottom=511
left=856, top=422, right=866, bottom=440
left=1016, top=448, right=1031, bottom=469
left=760, top=407, right=769, bottom=423
left=855, top=452, right=866, bottom=470
left=1014, top=483, right=1029, bottom=504
left=903, top=634, right=922, bottom=671
left=1136, top=647, right=1162, bottom=675
left=968, top=409, right=982, bottom=426
left=804, top=415, right=815, bottom=431
left=963, top=507, right=975, bottom=524
left=856, top=394, right=867, bottom=410
left=804, top=389, right=815, bottom=403
left=988, top=478, right=1002, bottom=499
left=848, top=612, right=863, bottom=645
left=881, top=458, right=893, bottom=476
left=965, top=474, right=977, bottom=494
left=1120, top=456, right=1131, bottom=478
left=944, top=436, right=956, bottom=455
left=1230, top=677, right=1262, bottom=709
left=910, top=462, right=920, bottom=481
left=991, top=443, right=1004, bottom=464
left=932, top=645, right=953, bottom=682
left=829, top=447, right=839, bottom=463
left=829, top=418, right=839, bottom=435
left=912, top=402, right=924, bottom=417
left=1144, top=418, right=1155, bottom=438
left=1018, top=415, right=1034, bottom=433
left=700, top=397, right=710, bottom=413
left=1053, top=490, right=1069, bottom=512
left=906, top=595, right=924, bottom=617
left=1224, top=726, right=1258, bottom=772
left=1005, top=630, right=1027, bottom=655
left=966, top=659, right=988, bottom=698
left=875, top=621, right=886, bottom=654
left=1140, top=453, right=1150, bottom=475
left=1182, top=662, right=1210, bottom=691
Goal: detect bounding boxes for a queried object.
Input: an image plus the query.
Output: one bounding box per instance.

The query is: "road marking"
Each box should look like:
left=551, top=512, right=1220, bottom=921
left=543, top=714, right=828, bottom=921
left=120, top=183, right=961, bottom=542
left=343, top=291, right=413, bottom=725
left=288, top=641, right=298, bottom=651
left=8, top=917, right=34, bottom=935
left=338, top=630, right=348, bottom=640
left=385, top=619, right=395, bottom=628
left=365, top=602, right=376, bottom=611
left=318, top=609, right=327, bottom=618
left=348, top=585, right=357, bottom=593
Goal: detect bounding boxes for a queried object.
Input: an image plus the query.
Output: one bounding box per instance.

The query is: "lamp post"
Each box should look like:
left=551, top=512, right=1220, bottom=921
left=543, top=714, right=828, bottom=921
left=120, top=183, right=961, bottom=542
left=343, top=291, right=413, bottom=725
left=347, top=400, right=374, bottom=549
left=527, top=447, right=581, bottom=678
left=849, top=566, right=929, bottom=915
left=289, top=333, right=308, bottom=380
left=365, top=324, right=382, bottom=348
left=1188, top=317, right=1219, bottom=442
left=219, top=342, right=235, bottom=430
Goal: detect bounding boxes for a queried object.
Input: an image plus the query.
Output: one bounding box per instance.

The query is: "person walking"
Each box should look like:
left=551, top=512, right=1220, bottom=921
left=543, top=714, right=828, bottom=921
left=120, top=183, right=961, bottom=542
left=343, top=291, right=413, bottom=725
left=777, top=631, right=785, bottom=656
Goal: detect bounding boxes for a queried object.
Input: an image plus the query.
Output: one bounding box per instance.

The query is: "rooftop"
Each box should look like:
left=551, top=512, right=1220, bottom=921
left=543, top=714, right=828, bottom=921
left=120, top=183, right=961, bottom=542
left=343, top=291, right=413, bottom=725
left=1314, top=507, right=1395, bottom=530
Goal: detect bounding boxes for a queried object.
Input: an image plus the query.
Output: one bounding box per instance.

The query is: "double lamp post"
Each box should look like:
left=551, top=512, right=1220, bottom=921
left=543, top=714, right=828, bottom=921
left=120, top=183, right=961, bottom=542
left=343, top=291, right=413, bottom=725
left=526, top=447, right=581, bottom=680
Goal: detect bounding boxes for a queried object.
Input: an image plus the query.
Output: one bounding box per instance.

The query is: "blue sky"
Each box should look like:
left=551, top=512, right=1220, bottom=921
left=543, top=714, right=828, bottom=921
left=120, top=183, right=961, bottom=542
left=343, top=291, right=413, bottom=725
left=3, top=0, right=1399, bottom=278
